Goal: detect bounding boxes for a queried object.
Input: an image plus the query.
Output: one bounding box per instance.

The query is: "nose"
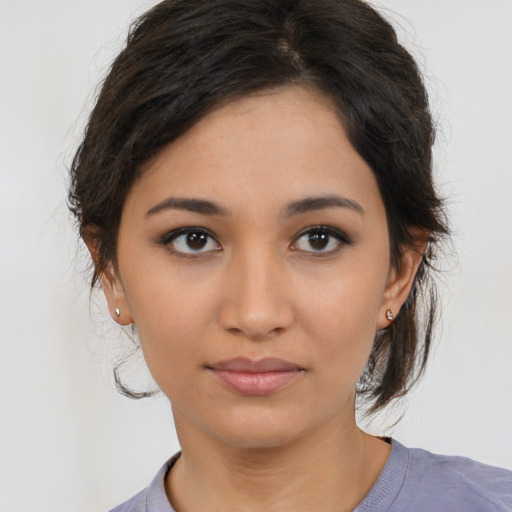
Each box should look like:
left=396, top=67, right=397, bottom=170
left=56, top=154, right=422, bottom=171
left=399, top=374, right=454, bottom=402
left=218, top=245, right=294, bottom=340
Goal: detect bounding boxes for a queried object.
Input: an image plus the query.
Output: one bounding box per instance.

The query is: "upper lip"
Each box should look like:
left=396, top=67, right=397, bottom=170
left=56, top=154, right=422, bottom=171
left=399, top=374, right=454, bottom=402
left=208, top=357, right=303, bottom=373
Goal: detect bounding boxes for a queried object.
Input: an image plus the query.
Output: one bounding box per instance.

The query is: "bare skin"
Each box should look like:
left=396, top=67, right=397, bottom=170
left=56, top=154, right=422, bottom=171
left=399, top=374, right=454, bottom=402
left=169, top=402, right=391, bottom=512
left=91, top=85, right=423, bottom=511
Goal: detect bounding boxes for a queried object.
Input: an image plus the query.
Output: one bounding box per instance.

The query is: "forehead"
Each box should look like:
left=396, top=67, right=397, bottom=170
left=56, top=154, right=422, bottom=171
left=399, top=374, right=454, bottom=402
left=128, top=85, right=384, bottom=218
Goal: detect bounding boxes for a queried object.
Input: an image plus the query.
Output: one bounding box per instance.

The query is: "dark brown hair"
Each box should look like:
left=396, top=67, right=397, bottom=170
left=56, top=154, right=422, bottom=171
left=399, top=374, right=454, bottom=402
left=69, top=0, right=449, bottom=413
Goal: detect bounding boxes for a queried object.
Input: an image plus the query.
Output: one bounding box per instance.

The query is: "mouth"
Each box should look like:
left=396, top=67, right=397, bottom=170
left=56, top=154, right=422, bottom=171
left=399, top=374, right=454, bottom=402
left=206, top=357, right=305, bottom=396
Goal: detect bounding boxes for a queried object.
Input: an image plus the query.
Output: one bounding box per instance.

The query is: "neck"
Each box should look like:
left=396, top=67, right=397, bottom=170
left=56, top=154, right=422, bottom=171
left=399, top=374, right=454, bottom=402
left=167, top=408, right=390, bottom=512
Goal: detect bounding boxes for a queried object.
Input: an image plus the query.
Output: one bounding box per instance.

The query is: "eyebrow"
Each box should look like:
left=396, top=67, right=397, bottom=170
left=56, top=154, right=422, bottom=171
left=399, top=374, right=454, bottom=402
left=146, top=197, right=229, bottom=216
left=146, top=194, right=364, bottom=217
left=284, top=195, right=364, bottom=217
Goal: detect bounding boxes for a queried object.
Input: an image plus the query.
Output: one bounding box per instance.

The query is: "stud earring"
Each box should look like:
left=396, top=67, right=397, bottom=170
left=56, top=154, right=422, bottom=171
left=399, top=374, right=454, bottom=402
left=115, top=308, right=121, bottom=318
left=386, top=309, right=394, bottom=321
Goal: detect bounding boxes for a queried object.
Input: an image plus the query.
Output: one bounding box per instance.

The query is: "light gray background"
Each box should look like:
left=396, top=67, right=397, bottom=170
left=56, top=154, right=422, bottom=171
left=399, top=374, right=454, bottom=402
left=1, top=1, right=511, bottom=511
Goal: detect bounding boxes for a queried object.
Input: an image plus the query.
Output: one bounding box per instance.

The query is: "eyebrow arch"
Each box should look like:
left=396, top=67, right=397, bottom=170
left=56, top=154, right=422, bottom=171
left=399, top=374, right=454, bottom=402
left=146, top=194, right=364, bottom=218
left=284, top=195, right=364, bottom=217
left=146, top=197, right=229, bottom=217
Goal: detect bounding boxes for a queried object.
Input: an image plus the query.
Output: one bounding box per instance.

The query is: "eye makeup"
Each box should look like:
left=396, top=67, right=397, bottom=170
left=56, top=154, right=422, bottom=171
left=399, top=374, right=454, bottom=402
left=157, top=224, right=354, bottom=260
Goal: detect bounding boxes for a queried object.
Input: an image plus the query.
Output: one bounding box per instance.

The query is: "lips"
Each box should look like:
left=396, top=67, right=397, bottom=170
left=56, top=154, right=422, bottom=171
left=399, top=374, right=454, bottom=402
left=207, top=357, right=304, bottom=396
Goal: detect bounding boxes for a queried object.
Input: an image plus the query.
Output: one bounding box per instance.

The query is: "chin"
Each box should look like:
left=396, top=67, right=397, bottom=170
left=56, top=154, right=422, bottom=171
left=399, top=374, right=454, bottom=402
left=219, top=427, right=302, bottom=451
left=209, top=407, right=312, bottom=450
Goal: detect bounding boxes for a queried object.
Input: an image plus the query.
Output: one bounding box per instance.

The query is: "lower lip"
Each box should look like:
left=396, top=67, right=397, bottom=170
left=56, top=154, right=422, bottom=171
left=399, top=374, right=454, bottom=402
left=209, top=369, right=303, bottom=396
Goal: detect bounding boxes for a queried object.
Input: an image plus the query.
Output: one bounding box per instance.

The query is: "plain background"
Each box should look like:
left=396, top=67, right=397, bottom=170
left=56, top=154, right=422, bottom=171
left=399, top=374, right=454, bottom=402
left=1, top=1, right=511, bottom=511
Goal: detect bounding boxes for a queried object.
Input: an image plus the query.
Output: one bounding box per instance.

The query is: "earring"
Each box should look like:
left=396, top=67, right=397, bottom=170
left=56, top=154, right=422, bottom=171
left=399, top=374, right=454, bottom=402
left=115, top=308, right=121, bottom=318
left=386, top=309, right=394, bottom=321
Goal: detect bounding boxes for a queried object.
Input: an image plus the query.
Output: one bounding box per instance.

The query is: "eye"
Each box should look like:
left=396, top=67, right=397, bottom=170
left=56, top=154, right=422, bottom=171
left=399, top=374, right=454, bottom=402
left=292, top=226, right=351, bottom=254
left=162, top=228, right=220, bottom=255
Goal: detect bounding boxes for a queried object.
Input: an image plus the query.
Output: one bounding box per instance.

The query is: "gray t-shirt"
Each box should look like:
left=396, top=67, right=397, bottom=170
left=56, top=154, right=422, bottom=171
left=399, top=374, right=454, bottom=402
left=110, top=439, right=512, bottom=511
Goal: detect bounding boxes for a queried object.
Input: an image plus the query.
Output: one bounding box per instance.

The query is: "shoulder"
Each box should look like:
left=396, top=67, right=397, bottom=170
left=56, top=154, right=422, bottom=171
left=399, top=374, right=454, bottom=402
left=357, top=440, right=512, bottom=512
left=396, top=442, right=512, bottom=511
left=108, top=453, right=180, bottom=512
left=110, top=488, right=148, bottom=512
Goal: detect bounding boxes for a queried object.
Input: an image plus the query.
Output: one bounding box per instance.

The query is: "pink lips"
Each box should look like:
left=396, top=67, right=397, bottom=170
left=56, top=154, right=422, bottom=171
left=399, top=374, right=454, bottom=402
left=208, top=357, right=304, bottom=396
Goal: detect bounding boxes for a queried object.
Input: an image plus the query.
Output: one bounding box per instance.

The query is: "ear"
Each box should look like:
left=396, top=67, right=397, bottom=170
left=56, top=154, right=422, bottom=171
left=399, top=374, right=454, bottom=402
left=83, top=235, right=134, bottom=326
left=376, top=240, right=426, bottom=330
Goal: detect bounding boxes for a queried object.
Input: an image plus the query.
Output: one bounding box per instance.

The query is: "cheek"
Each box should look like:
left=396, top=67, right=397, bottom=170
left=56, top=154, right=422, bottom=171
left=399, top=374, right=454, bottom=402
left=299, top=259, right=387, bottom=382
left=121, top=268, right=216, bottom=389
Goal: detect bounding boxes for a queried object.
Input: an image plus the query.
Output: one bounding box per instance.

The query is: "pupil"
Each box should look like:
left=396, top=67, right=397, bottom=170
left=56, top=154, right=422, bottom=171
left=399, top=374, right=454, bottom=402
left=309, top=232, right=328, bottom=250
left=187, top=232, right=207, bottom=250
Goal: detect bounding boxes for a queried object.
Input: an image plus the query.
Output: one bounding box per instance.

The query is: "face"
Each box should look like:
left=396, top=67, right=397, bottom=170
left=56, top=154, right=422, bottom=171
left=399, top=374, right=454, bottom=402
left=101, top=86, right=415, bottom=449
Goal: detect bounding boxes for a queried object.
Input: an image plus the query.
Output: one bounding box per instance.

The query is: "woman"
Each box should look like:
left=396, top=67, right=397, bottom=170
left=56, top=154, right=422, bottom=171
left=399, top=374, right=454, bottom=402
left=68, top=0, right=512, bottom=510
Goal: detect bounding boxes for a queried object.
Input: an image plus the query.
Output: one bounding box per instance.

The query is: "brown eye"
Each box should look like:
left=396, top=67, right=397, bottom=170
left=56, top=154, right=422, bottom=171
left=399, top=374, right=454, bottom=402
left=308, top=232, right=330, bottom=251
left=293, top=227, right=350, bottom=254
left=186, top=232, right=209, bottom=250
left=164, top=228, right=220, bottom=255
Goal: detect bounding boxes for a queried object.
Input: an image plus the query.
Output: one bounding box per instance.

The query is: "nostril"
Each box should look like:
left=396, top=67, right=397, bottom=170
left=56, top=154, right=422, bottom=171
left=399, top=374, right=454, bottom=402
left=223, top=325, right=285, bottom=340
left=219, top=309, right=292, bottom=340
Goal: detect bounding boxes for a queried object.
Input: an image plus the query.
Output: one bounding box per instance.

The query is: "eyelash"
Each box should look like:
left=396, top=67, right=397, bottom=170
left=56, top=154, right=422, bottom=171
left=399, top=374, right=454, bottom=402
left=160, top=227, right=220, bottom=258
left=291, top=226, right=353, bottom=256
left=159, top=225, right=353, bottom=258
